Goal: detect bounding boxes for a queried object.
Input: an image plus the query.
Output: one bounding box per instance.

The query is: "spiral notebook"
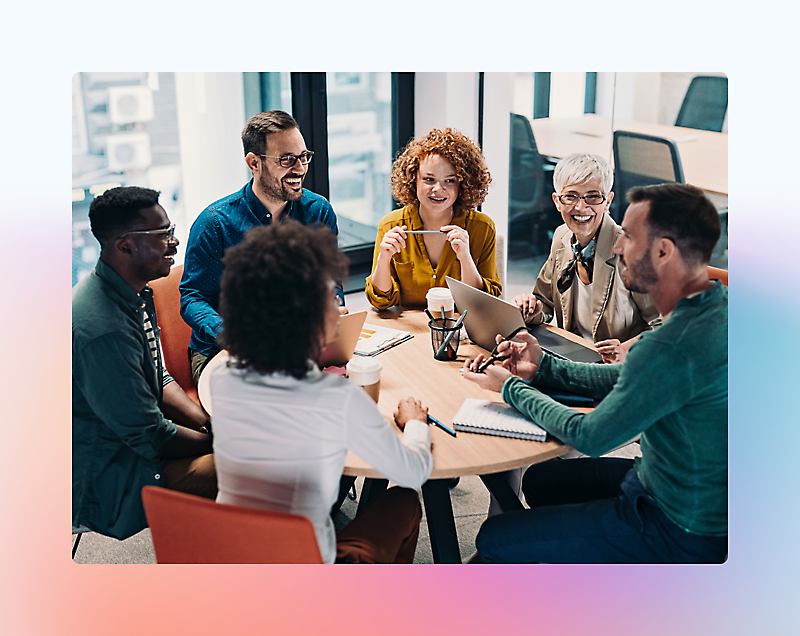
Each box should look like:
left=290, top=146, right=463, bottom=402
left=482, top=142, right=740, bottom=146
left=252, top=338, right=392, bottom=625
left=451, top=399, right=547, bottom=441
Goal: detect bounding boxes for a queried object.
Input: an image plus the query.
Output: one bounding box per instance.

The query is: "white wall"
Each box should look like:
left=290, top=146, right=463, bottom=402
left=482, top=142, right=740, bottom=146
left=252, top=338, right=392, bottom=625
left=415, top=72, right=511, bottom=279
left=481, top=74, right=512, bottom=249
left=550, top=72, right=586, bottom=118
left=174, top=72, right=249, bottom=259
left=414, top=73, right=480, bottom=141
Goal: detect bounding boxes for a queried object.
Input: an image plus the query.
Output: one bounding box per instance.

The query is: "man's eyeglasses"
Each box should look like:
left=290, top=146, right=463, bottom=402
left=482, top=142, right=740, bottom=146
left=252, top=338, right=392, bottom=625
left=118, top=223, right=176, bottom=242
left=557, top=193, right=606, bottom=206
left=260, top=151, right=314, bottom=168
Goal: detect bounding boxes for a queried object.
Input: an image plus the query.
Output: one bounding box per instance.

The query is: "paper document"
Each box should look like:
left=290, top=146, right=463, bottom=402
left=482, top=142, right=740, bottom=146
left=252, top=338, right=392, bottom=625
left=354, top=324, right=413, bottom=356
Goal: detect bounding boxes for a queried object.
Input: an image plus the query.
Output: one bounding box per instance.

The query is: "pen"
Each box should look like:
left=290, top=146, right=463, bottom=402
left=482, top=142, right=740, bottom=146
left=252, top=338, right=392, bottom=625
left=435, top=309, right=467, bottom=359
left=427, top=414, right=457, bottom=437
left=477, top=325, right=528, bottom=372
left=405, top=230, right=446, bottom=235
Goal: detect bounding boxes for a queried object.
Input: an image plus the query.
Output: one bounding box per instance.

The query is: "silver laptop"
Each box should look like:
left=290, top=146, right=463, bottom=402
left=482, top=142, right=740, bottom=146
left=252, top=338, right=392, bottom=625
left=318, top=310, right=367, bottom=367
left=445, top=277, right=602, bottom=363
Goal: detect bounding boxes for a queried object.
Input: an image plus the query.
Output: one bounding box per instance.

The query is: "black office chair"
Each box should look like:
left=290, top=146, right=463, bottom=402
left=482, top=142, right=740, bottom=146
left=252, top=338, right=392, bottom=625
left=611, top=130, right=685, bottom=222
left=508, top=113, right=559, bottom=256
left=675, top=76, right=728, bottom=133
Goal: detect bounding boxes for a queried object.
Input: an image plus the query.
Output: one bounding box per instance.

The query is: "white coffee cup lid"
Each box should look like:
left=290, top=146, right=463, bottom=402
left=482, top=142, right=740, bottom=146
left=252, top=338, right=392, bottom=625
left=346, top=357, right=382, bottom=384
left=427, top=287, right=454, bottom=312
left=426, top=287, right=452, bottom=301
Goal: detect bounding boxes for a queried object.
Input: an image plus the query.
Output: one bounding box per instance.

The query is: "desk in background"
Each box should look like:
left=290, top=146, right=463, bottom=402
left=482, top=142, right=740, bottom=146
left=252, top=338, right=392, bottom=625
left=530, top=113, right=728, bottom=197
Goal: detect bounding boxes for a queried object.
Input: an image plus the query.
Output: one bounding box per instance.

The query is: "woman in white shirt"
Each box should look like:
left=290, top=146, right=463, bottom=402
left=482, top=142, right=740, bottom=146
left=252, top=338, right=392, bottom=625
left=210, top=220, right=434, bottom=564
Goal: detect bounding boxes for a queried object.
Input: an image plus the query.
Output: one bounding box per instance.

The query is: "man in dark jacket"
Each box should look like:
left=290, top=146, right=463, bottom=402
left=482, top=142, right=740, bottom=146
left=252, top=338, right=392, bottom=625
left=73, top=186, right=216, bottom=540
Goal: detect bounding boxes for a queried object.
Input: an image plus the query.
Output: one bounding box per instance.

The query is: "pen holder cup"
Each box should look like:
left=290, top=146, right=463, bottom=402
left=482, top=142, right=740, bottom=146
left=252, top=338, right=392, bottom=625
left=429, top=317, right=462, bottom=362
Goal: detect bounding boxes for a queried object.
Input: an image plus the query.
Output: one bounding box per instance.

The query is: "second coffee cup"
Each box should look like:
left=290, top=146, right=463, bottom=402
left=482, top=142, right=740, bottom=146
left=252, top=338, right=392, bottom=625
left=426, top=287, right=455, bottom=320
left=346, top=357, right=382, bottom=403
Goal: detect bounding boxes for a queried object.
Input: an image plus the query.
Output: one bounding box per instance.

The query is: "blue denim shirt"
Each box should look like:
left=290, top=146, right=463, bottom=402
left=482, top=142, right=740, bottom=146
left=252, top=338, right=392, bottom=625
left=179, top=180, right=341, bottom=356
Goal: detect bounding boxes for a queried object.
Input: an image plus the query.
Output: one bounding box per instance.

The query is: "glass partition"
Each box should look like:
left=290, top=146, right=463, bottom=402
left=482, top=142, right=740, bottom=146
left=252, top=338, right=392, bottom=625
left=506, top=71, right=728, bottom=297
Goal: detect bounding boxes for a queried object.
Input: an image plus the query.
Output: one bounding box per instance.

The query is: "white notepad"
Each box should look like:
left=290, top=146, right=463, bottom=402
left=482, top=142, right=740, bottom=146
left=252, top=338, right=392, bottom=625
left=451, top=399, right=547, bottom=441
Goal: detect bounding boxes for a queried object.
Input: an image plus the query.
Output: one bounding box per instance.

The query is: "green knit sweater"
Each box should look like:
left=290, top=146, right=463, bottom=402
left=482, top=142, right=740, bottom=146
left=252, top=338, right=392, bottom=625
left=502, top=282, right=728, bottom=536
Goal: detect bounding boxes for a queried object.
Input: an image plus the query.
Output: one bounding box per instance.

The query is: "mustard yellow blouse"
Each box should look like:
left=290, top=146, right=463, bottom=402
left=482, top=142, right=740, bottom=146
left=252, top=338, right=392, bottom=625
left=364, top=205, right=501, bottom=309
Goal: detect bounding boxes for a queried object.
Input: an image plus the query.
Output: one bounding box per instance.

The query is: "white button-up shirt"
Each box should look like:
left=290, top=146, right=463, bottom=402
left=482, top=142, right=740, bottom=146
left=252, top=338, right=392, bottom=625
left=210, top=363, right=433, bottom=563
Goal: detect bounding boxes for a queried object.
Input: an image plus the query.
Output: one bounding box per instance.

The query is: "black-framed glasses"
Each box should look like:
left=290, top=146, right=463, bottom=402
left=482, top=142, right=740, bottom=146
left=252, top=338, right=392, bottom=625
left=259, top=151, right=314, bottom=168
left=118, top=223, right=176, bottom=242
left=557, top=193, right=606, bottom=206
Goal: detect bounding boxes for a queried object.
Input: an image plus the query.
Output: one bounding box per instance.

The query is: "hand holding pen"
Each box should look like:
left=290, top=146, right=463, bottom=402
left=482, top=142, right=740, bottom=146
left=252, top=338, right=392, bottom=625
left=477, top=329, right=543, bottom=381
left=476, top=326, right=528, bottom=372
left=393, top=398, right=456, bottom=437
left=379, top=225, right=409, bottom=258
left=394, top=396, right=428, bottom=430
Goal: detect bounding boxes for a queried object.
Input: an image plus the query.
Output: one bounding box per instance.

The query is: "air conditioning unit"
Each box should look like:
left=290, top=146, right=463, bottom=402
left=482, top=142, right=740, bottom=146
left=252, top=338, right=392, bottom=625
left=106, top=133, right=152, bottom=172
left=108, top=85, right=155, bottom=124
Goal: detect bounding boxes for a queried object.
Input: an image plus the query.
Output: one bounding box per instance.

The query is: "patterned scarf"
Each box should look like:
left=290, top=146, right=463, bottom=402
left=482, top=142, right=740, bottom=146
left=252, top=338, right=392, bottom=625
left=556, top=235, right=597, bottom=294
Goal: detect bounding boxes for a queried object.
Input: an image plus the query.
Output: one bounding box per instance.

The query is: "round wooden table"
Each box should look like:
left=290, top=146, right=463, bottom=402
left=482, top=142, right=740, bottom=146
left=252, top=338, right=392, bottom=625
left=197, top=307, right=593, bottom=562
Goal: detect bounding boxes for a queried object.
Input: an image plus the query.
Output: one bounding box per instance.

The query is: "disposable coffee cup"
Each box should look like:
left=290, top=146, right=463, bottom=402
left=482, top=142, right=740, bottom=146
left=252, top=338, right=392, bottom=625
left=346, top=357, right=382, bottom=403
left=426, top=287, right=455, bottom=320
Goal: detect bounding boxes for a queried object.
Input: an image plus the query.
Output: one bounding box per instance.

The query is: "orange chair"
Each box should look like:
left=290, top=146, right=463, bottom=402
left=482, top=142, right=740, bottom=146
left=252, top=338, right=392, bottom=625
left=149, top=264, right=199, bottom=405
left=707, top=265, right=728, bottom=287
left=141, top=486, right=323, bottom=564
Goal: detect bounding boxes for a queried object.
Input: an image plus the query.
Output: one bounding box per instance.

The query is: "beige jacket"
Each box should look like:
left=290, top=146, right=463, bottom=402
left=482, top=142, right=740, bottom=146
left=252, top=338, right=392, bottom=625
left=532, top=213, right=660, bottom=343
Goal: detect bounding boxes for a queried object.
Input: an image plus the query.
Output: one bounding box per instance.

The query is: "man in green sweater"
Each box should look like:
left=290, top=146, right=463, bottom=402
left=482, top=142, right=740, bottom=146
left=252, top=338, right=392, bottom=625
left=463, top=183, right=727, bottom=563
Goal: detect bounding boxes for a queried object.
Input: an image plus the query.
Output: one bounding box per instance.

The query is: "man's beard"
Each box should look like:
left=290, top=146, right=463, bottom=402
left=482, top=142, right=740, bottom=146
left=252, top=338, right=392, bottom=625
left=622, top=251, right=659, bottom=293
left=259, top=170, right=303, bottom=203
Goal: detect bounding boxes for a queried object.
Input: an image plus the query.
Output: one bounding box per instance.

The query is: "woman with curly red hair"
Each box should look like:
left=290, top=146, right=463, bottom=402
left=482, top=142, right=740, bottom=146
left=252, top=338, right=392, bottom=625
left=365, top=128, right=501, bottom=309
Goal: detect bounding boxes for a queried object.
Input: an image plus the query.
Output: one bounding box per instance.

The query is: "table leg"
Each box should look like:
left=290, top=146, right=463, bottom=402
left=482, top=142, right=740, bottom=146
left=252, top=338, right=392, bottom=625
left=356, top=478, right=388, bottom=517
left=421, top=479, right=461, bottom=564
left=479, top=472, right=525, bottom=513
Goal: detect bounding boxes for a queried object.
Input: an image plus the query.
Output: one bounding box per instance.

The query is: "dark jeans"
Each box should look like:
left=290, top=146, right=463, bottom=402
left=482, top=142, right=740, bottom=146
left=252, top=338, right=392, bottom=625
left=476, top=458, right=728, bottom=564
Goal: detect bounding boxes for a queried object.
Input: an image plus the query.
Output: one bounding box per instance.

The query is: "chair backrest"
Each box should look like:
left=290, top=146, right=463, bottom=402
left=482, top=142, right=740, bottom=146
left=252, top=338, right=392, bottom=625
left=707, top=265, right=728, bottom=287
left=675, top=76, right=728, bottom=133
left=508, top=113, right=545, bottom=210
left=508, top=113, right=560, bottom=256
left=149, top=264, right=197, bottom=403
left=141, top=486, right=323, bottom=564
left=612, top=130, right=685, bottom=222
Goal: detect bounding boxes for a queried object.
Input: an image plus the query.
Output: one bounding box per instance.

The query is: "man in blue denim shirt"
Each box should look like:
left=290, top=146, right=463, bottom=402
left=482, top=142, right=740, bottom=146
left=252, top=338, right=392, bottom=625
left=180, top=110, right=343, bottom=383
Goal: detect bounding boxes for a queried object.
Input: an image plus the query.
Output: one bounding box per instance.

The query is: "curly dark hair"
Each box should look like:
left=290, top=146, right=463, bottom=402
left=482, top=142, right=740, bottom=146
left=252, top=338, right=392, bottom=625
left=88, top=186, right=160, bottom=247
left=390, top=128, right=491, bottom=209
left=628, top=183, right=720, bottom=265
left=219, top=220, right=348, bottom=379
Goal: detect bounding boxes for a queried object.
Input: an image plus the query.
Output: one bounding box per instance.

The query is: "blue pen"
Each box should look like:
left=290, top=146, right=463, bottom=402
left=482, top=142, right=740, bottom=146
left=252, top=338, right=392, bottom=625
left=427, top=414, right=457, bottom=438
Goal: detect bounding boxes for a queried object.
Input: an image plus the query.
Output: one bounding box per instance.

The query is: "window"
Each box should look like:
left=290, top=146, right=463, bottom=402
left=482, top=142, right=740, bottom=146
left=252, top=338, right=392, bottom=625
left=72, top=72, right=185, bottom=286
left=326, top=72, right=393, bottom=247
left=505, top=71, right=728, bottom=295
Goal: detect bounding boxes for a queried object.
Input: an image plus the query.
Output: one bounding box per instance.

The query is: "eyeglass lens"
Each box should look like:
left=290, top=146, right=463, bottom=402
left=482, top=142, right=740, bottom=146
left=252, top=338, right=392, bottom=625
left=280, top=152, right=313, bottom=168
left=559, top=194, right=605, bottom=205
